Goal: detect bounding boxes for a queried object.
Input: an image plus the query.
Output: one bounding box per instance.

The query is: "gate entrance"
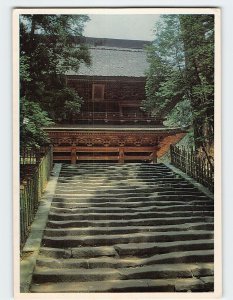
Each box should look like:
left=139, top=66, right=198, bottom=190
left=45, top=126, right=186, bottom=164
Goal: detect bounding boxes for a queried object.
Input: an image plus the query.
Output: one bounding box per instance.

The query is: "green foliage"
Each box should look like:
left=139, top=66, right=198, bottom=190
left=42, top=87, right=84, bottom=122
left=164, top=98, right=193, bottom=128
left=20, top=98, right=54, bottom=148
left=19, top=14, right=90, bottom=147
left=143, top=14, right=215, bottom=156
left=20, top=56, right=31, bottom=82
left=179, top=15, right=214, bottom=153
left=20, top=14, right=90, bottom=102
left=143, top=15, right=186, bottom=118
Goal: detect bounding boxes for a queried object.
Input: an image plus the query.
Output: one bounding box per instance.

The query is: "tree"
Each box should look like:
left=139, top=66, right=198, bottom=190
left=19, top=14, right=91, bottom=147
left=20, top=52, right=54, bottom=148
left=179, top=15, right=214, bottom=163
left=142, top=14, right=214, bottom=166
left=142, top=15, right=187, bottom=120
left=20, top=98, right=54, bottom=149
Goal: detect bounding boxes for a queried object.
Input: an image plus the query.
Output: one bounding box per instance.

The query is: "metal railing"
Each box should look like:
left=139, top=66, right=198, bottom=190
left=170, top=144, right=214, bottom=192
left=20, top=145, right=53, bottom=250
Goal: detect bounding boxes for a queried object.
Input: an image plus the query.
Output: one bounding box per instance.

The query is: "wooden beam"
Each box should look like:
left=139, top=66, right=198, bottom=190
left=53, top=146, right=72, bottom=152
left=77, top=156, right=119, bottom=161
left=124, top=147, right=155, bottom=152
left=76, top=147, right=120, bottom=152
left=53, top=146, right=156, bottom=153
left=53, top=156, right=71, bottom=161
left=124, top=155, right=151, bottom=160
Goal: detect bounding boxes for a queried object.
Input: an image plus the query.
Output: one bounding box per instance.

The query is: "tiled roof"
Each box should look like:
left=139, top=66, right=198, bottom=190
left=79, top=37, right=151, bottom=49
left=67, top=38, right=150, bottom=78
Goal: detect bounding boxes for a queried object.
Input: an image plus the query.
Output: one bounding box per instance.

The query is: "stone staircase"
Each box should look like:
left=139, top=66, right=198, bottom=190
left=30, top=163, right=214, bottom=293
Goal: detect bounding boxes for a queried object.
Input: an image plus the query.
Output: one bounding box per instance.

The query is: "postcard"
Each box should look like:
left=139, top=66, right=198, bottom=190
left=13, top=7, right=221, bottom=299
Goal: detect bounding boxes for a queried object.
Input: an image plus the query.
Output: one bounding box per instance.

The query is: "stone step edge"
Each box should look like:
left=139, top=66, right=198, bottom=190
left=38, top=239, right=214, bottom=259
left=30, top=276, right=214, bottom=293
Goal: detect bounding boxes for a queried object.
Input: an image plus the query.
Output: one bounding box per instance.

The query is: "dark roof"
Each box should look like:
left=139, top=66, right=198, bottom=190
left=81, top=37, right=151, bottom=49
left=66, top=37, right=150, bottom=78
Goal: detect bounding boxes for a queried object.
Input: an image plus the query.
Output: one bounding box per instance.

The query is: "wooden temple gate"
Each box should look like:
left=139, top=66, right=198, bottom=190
left=45, top=38, right=187, bottom=164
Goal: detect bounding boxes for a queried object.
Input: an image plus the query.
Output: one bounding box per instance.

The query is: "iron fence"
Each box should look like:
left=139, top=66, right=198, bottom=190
left=20, top=145, right=53, bottom=250
left=170, top=144, right=214, bottom=192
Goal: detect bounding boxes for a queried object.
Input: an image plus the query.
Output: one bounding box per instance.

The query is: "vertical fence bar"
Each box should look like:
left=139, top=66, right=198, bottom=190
left=170, top=145, right=214, bottom=192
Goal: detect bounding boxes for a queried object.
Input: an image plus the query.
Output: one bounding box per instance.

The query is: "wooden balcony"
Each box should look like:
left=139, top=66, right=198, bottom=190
left=77, top=111, right=161, bottom=124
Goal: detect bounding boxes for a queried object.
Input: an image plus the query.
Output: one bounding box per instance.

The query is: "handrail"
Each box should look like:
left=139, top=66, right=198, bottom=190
left=170, top=144, right=214, bottom=192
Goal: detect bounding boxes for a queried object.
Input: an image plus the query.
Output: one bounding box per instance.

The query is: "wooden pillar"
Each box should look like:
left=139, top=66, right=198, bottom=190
left=71, top=147, right=77, bottom=164
left=152, top=147, right=157, bottom=164
left=119, top=147, right=125, bottom=164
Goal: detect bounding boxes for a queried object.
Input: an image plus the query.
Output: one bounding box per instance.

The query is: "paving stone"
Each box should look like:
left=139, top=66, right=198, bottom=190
left=175, top=278, right=205, bottom=292
left=199, top=276, right=214, bottom=290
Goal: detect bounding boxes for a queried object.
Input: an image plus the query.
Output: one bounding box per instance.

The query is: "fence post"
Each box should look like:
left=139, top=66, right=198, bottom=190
left=170, top=145, right=174, bottom=165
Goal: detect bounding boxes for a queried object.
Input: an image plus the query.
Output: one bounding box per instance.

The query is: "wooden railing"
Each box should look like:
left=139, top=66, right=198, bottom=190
left=77, top=111, right=159, bottom=123
left=170, top=145, right=214, bottom=192
left=20, top=146, right=53, bottom=250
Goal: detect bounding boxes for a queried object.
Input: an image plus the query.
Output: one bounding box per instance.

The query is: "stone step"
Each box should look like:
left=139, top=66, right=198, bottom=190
left=32, top=267, right=120, bottom=283
left=55, top=183, right=198, bottom=189
left=30, top=277, right=213, bottom=293
left=44, top=223, right=214, bottom=237
left=52, top=195, right=210, bottom=203
left=59, top=167, right=174, bottom=172
left=39, top=245, right=117, bottom=259
left=32, top=262, right=213, bottom=283
left=60, top=164, right=174, bottom=168
left=57, top=181, right=195, bottom=188
left=60, top=170, right=172, bottom=174
left=54, top=189, right=203, bottom=195
left=51, top=199, right=213, bottom=209
left=59, top=170, right=172, bottom=175
left=55, top=187, right=202, bottom=195
left=59, top=170, right=175, bottom=176
left=46, top=216, right=213, bottom=228
left=60, top=164, right=170, bottom=169
left=60, top=166, right=171, bottom=172
left=57, top=177, right=186, bottom=183
left=60, top=164, right=169, bottom=169
left=42, top=230, right=214, bottom=247
left=39, top=239, right=214, bottom=259
left=47, top=210, right=214, bottom=222
left=114, top=239, right=214, bottom=257
left=36, top=251, right=214, bottom=269
left=49, top=204, right=214, bottom=214
left=58, top=176, right=177, bottom=182
left=198, top=276, right=214, bottom=292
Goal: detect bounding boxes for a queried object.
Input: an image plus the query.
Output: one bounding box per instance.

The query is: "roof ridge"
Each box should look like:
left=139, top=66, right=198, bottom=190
left=88, top=46, right=145, bottom=52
